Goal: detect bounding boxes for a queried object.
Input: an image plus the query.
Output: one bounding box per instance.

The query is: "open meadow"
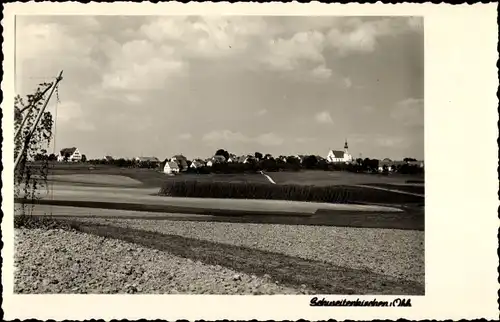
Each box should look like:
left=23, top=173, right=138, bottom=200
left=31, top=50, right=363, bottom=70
left=45, top=163, right=271, bottom=188
left=45, top=163, right=424, bottom=190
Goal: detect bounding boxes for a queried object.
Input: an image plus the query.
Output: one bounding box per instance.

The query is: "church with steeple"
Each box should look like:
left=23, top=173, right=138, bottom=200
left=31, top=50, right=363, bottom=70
left=326, top=139, right=353, bottom=163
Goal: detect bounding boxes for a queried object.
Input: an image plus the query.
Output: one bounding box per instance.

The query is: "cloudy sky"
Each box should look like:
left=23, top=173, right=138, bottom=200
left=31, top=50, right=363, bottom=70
left=16, top=15, right=423, bottom=160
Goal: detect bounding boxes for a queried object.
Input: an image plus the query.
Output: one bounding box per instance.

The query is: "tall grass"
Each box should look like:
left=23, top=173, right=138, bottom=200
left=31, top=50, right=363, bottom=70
left=158, top=181, right=424, bottom=205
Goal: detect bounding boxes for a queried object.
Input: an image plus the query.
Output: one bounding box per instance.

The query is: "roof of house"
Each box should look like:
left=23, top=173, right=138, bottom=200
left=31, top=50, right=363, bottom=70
left=60, top=147, right=77, bottom=155
left=172, top=154, right=187, bottom=161
left=212, top=155, right=226, bottom=162
left=165, top=161, right=179, bottom=169
left=329, top=150, right=345, bottom=158
left=191, top=160, right=205, bottom=166
left=171, top=155, right=188, bottom=167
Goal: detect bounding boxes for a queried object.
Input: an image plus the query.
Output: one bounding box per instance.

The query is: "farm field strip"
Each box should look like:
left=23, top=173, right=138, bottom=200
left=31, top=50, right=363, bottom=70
left=47, top=174, right=143, bottom=186
left=17, top=182, right=405, bottom=214
left=159, top=181, right=423, bottom=206
left=15, top=204, right=423, bottom=230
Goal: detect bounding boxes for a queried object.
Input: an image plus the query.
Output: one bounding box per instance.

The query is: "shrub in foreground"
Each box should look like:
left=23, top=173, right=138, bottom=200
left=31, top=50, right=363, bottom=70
left=158, top=181, right=424, bottom=205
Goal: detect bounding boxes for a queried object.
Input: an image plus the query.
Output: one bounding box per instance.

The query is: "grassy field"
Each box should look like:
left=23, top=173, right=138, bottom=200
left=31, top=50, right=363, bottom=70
left=47, top=164, right=166, bottom=188
left=42, top=163, right=424, bottom=194
left=45, top=164, right=270, bottom=188
left=159, top=181, right=424, bottom=206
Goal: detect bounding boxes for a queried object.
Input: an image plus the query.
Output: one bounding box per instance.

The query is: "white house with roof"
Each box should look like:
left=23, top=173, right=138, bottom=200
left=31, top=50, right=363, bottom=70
left=207, top=155, right=226, bottom=167
left=58, top=147, right=82, bottom=162
left=170, top=155, right=189, bottom=171
left=190, top=159, right=205, bottom=169
left=227, top=154, right=237, bottom=163
left=327, top=140, right=353, bottom=163
left=163, top=161, right=180, bottom=174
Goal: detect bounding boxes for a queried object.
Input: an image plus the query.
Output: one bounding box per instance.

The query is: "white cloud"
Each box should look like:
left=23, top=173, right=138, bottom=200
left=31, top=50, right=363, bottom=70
left=256, top=109, right=268, bottom=116
left=16, top=18, right=101, bottom=96
left=101, top=40, right=187, bottom=90
left=178, top=133, right=192, bottom=140
left=342, top=77, right=353, bottom=88
left=256, top=133, right=284, bottom=146
left=55, top=101, right=83, bottom=123
left=376, top=137, right=405, bottom=147
left=296, top=137, right=315, bottom=143
left=54, top=101, right=95, bottom=132
left=202, top=130, right=284, bottom=146
left=74, top=121, right=96, bottom=132
left=260, top=30, right=331, bottom=81
left=203, top=130, right=249, bottom=143
left=140, top=16, right=267, bottom=59
left=361, top=105, right=375, bottom=113
left=315, top=111, right=334, bottom=124
left=391, top=98, right=424, bottom=127
left=124, top=94, right=143, bottom=104
left=327, top=26, right=377, bottom=53
left=309, top=65, right=332, bottom=81
left=17, top=20, right=96, bottom=63
left=139, top=16, right=189, bottom=43
left=326, top=17, right=421, bottom=55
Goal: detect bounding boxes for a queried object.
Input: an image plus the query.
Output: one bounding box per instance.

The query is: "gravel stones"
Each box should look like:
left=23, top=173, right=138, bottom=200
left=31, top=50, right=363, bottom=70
left=14, top=228, right=308, bottom=294
left=71, top=218, right=424, bottom=284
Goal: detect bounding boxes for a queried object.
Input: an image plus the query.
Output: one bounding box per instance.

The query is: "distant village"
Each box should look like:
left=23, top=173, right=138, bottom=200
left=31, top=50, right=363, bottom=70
left=49, top=140, right=424, bottom=175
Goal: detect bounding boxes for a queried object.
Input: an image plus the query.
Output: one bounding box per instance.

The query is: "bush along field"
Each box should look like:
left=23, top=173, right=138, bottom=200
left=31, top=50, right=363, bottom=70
left=158, top=181, right=424, bottom=206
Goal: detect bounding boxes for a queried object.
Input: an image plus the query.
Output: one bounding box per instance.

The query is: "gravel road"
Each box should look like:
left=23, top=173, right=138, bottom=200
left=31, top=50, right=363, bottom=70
left=68, top=218, right=425, bottom=284
left=15, top=228, right=310, bottom=294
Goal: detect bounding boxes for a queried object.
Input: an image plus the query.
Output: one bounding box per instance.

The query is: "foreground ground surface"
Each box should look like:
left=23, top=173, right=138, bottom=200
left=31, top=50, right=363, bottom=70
left=14, top=219, right=424, bottom=295
left=15, top=228, right=309, bottom=294
left=14, top=169, right=425, bottom=295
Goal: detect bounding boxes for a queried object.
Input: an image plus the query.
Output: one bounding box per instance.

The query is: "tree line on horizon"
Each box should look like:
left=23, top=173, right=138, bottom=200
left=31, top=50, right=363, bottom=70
left=32, top=148, right=423, bottom=175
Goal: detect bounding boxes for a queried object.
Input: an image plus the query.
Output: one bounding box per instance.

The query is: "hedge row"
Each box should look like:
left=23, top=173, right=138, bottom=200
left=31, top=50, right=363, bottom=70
left=158, top=181, right=424, bottom=205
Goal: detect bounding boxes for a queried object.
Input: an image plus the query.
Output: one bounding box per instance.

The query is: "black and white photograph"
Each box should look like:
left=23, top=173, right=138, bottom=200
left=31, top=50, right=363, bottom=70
left=3, top=2, right=498, bottom=321
left=13, top=14, right=425, bottom=296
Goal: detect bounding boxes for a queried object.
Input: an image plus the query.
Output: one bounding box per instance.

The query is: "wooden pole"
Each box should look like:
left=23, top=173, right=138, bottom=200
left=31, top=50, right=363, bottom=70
left=14, top=70, right=63, bottom=171
left=15, top=83, right=54, bottom=140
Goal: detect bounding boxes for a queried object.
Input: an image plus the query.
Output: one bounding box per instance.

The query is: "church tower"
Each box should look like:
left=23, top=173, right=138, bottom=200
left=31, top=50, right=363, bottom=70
left=344, top=139, right=352, bottom=162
